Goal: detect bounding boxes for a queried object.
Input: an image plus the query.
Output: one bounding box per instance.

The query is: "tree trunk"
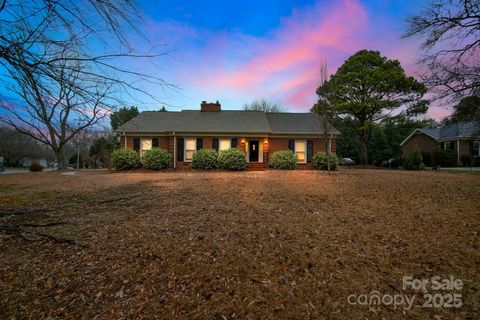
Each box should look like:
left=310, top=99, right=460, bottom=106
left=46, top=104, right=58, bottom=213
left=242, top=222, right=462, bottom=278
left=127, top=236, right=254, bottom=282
left=55, top=149, right=67, bottom=170
left=358, top=127, right=370, bottom=166
left=360, top=142, right=368, bottom=166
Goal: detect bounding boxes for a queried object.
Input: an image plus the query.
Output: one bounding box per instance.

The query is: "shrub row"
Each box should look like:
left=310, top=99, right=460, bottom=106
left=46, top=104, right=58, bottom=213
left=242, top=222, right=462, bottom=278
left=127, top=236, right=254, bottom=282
left=402, top=149, right=425, bottom=170
left=268, top=150, right=339, bottom=170
left=111, top=148, right=248, bottom=171
left=111, top=148, right=169, bottom=170
left=192, top=148, right=247, bottom=171
left=402, top=149, right=458, bottom=170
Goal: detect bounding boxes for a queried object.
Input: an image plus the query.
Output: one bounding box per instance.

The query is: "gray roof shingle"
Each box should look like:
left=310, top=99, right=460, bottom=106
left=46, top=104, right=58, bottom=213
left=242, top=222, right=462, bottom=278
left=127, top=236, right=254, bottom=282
left=117, top=110, right=340, bottom=135
left=266, top=113, right=340, bottom=134
left=402, top=121, right=480, bottom=145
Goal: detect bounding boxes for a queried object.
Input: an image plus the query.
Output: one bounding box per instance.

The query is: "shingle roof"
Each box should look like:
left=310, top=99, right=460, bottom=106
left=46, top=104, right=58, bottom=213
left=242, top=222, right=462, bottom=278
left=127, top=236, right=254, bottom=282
left=266, top=113, right=340, bottom=134
left=437, top=121, right=480, bottom=140
left=400, top=121, right=479, bottom=145
left=418, top=128, right=441, bottom=140
left=117, top=110, right=340, bottom=135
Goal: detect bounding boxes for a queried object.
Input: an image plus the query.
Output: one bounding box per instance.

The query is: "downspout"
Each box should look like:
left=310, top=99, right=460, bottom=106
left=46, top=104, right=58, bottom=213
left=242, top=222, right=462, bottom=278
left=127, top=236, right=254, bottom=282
left=173, top=132, right=176, bottom=169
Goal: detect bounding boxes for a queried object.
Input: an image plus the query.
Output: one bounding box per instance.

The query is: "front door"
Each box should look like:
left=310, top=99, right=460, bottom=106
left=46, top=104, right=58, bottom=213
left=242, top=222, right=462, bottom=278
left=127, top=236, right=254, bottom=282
left=249, top=141, right=259, bottom=162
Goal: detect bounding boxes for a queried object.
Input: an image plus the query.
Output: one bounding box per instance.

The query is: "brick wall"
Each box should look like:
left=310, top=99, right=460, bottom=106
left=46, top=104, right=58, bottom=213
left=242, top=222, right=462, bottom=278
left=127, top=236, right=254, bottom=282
left=401, top=133, right=439, bottom=155
left=122, top=135, right=338, bottom=170
left=122, top=136, right=169, bottom=150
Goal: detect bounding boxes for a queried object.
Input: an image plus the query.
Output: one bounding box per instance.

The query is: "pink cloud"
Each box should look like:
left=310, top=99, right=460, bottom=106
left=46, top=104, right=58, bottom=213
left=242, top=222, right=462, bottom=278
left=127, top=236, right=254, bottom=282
left=140, top=0, right=450, bottom=120
left=185, top=0, right=368, bottom=110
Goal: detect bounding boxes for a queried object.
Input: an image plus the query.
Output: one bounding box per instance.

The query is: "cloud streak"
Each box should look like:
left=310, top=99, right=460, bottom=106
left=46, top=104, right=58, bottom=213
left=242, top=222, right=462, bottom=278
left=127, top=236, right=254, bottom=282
left=141, top=0, right=449, bottom=119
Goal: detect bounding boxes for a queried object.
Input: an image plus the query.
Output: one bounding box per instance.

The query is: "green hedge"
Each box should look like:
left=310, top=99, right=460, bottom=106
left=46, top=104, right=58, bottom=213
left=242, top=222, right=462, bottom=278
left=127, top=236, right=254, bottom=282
left=312, top=152, right=339, bottom=170
left=218, top=148, right=247, bottom=171
left=143, top=148, right=171, bottom=170
left=192, top=149, right=219, bottom=170
left=432, top=149, right=457, bottom=167
left=269, top=150, right=297, bottom=169
left=111, top=148, right=141, bottom=170
left=403, top=149, right=424, bottom=170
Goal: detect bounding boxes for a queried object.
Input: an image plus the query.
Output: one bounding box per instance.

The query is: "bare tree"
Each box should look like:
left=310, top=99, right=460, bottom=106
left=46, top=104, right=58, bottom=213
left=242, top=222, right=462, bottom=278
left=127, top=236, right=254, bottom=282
left=1, top=58, right=114, bottom=168
left=314, top=60, right=334, bottom=174
left=0, top=0, right=174, bottom=168
left=243, top=98, right=284, bottom=112
left=403, top=0, right=480, bottom=102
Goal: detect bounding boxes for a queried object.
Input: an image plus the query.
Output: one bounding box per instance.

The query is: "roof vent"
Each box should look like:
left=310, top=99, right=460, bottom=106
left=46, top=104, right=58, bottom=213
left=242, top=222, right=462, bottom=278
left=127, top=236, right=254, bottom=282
left=201, top=100, right=221, bottom=112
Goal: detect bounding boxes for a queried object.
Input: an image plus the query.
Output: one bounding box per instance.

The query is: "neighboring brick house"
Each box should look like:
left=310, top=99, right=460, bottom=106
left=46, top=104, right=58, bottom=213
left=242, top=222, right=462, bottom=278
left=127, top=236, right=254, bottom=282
left=400, top=121, right=480, bottom=165
left=116, top=101, right=340, bottom=170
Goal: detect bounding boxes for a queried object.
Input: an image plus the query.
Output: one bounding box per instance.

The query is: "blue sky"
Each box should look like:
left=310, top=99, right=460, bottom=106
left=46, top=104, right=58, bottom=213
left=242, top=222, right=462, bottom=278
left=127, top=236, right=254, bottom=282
left=1, top=1, right=449, bottom=120
left=127, top=0, right=448, bottom=119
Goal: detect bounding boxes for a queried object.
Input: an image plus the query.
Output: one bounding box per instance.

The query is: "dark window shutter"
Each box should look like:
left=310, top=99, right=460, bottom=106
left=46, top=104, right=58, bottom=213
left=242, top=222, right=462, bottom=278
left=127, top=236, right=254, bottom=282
left=152, top=138, right=158, bottom=148
left=196, top=138, right=203, bottom=150
left=177, top=138, right=184, bottom=161
left=212, top=138, right=219, bottom=152
left=231, top=138, right=238, bottom=149
left=288, top=140, right=295, bottom=152
left=307, top=140, right=314, bottom=162
left=133, top=138, right=140, bottom=152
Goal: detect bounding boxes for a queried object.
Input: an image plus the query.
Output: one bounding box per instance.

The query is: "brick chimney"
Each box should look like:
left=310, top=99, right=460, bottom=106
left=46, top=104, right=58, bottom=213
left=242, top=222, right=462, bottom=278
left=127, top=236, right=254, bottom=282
left=201, top=100, right=221, bottom=112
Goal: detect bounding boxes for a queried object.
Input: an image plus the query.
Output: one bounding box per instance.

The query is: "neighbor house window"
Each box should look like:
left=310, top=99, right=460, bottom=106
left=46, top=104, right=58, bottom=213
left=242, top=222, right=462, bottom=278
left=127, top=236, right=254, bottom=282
left=184, top=138, right=196, bottom=161
left=473, top=141, right=480, bottom=156
left=141, top=138, right=152, bottom=156
left=295, top=140, right=306, bottom=163
left=444, top=141, right=452, bottom=150
left=219, top=139, right=231, bottom=151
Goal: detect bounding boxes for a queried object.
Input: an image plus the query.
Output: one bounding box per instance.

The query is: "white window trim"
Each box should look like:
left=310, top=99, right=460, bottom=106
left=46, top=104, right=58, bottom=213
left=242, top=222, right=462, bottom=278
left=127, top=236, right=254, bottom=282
left=219, top=139, right=231, bottom=152
left=184, top=138, right=196, bottom=162
left=444, top=141, right=452, bottom=150
left=140, top=138, right=152, bottom=157
left=295, top=140, right=307, bottom=163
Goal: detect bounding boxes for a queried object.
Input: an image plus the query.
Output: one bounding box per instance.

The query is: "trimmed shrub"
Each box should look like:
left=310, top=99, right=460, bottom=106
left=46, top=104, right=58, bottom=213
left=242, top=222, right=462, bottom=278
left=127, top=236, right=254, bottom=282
left=111, top=148, right=141, bottom=170
left=402, top=149, right=424, bottom=170
left=218, top=148, right=247, bottom=171
left=432, top=149, right=457, bottom=167
left=192, top=149, right=219, bottom=170
left=142, top=148, right=171, bottom=170
left=29, top=161, right=43, bottom=172
left=460, top=154, right=472, bottom=167
left=312, top=152, right=339, bottom=170
left=269, top=150, right=297, bottom=169
left=421, top=151, right=432, bottom=167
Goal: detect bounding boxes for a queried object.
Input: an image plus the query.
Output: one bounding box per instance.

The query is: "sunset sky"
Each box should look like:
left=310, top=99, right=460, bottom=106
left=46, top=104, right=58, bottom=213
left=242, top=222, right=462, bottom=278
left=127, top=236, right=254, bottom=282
left=135, top=0, right=451, bottom=120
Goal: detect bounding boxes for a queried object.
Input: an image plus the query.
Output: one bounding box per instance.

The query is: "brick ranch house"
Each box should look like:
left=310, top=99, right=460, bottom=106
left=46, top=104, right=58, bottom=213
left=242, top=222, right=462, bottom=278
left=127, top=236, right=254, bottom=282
left=400, top=121, right=480, bottom=165
left=116, top=101, right=340, bottom=170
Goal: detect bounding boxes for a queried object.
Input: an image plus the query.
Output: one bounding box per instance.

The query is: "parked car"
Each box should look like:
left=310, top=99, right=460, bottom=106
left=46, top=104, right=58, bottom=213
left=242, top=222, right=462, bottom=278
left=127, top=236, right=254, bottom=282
left=340, top=157, right=356, bottom=165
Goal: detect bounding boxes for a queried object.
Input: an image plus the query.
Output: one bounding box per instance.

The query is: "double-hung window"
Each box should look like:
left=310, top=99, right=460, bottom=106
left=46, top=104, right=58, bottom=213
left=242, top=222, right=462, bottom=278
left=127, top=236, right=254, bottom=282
left=141, top=139, right=152, bottom=156
left=473, top=141, right=480, bottom=156
left=295, top=140, right=306, bottom=163
left=184, top=138, right=196, bottom=162
left=219, top=139, right=231, bottom=151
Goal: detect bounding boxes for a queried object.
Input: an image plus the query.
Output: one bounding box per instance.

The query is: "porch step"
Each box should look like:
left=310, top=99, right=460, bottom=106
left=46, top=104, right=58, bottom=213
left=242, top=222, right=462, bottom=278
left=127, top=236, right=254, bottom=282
left=247, top=163, right=265, bottom=171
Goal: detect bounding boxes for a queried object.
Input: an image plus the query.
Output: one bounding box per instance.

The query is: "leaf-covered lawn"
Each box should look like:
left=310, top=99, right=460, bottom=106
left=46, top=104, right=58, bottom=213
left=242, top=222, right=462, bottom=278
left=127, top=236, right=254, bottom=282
left=0, top=169, right=479, bottom=319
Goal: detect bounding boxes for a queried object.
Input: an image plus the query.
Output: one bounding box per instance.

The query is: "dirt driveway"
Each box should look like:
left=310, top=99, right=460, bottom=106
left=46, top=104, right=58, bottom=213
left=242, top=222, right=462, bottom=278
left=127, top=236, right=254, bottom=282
left=0, top=169, right=479, bottom=319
